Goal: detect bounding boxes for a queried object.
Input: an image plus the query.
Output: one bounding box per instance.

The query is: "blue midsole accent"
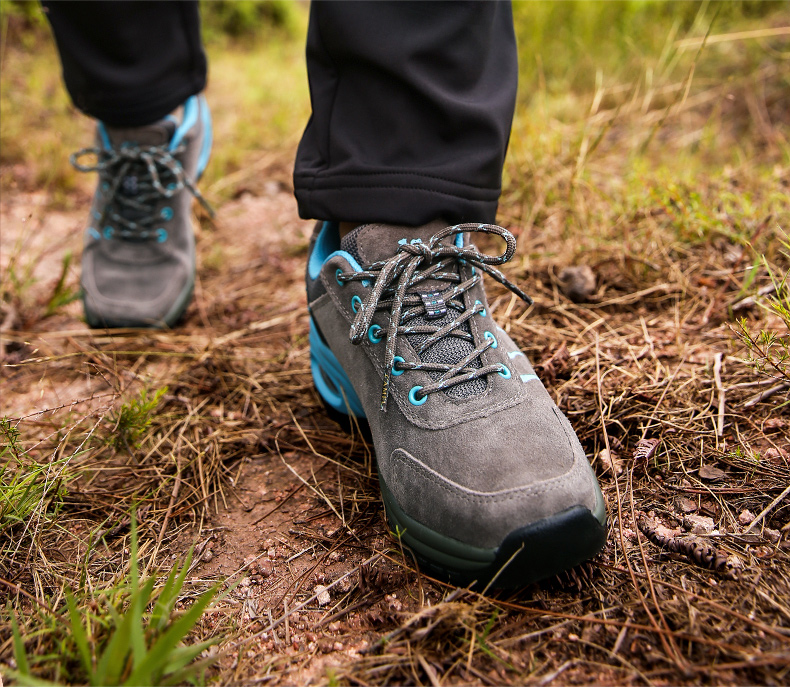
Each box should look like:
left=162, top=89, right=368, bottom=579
left=196, top=95, right=212, bottom=180
left=169, top=95, right=198, bottom=150
left=309, top=317, right=366, bottom=418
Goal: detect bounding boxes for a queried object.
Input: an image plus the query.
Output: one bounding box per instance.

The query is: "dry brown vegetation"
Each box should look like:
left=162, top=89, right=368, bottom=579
left=2, top=2, right=789, bottom=687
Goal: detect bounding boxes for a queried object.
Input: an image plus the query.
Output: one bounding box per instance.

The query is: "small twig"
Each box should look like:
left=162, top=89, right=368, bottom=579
left=743, top=381, right=790, bottom=408
left=0, top=577, right=55, bottom=614
left=713, top=352, right=725, bottom=438
left=744, top=482, right=790, bottom=534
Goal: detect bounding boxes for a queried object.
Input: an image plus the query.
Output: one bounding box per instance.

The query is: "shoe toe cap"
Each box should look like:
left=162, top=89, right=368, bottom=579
left=381, top=409, right=603, bottom=550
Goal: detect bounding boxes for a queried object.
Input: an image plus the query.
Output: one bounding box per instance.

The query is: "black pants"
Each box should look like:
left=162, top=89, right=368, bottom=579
left=43, top=1, right=517, bottom=226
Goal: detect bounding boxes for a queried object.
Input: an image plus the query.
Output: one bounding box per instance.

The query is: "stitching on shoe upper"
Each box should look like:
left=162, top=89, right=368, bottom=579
left=388, top=445, right=586, bottom=503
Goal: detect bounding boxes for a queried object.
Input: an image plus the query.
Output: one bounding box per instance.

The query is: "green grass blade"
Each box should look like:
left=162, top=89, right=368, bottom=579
left=66, top=592, right=93, bottom=680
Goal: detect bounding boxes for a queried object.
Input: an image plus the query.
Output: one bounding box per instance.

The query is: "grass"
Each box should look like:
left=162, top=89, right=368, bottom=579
left=1, top=0, right=789, bottom=687
left=7, top=515, right=227, bottom=686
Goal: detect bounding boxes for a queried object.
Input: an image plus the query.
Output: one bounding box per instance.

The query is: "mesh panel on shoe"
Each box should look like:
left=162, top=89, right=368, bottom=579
left=342, top=227, right=486, bottom=399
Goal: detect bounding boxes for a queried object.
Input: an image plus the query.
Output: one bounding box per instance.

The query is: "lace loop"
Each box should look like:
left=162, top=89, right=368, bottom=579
left=343, top=223, right=533, bottom=411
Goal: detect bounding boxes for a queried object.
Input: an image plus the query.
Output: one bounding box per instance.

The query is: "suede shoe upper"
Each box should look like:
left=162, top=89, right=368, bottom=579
left=307, top=221, right=604, bottom=549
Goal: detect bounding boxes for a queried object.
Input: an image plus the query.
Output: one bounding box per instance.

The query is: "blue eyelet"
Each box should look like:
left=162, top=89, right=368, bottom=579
left=498, top=364, right=511, bottom=379
left=484, top=331, right=497, bottom=348
left=409, top=386, right=427, bottom=406
left=391, top=356, right=405, bottom=376
left=157, top=228, right=168, bottom=243
left=103, top=226, right=113, bottom=239
left=368, top=324, right=383, bottom=344
left=351, top=295, right=362, bottom=313
left=88, top=227, right=100, bottom=240
left=166, top=182, right=177, bottom=191
left=160, top=206, right=174, bottom=221
left=475, top=301, right=487, bottom=317
left=335, top=269, right=344, bottom=286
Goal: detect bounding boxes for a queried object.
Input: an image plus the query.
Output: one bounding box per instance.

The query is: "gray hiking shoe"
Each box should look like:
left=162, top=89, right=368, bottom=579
left=307, top=221, right=606, bottom=588
left=71, top=94, right=213, bottom=328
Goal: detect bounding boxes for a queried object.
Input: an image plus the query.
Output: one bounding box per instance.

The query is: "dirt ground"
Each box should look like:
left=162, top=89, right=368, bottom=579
left=3, top=144, right=790, bottom=685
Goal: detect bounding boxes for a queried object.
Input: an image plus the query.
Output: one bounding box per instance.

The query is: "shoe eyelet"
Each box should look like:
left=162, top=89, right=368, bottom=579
left=157, top=228, right=168, bottom=243
left=103, top=226, right=113, bottom=239
left=368, top=324, right=382, bottom=344
left=351, top=295, right=362, bottom=313
left=475, top=301, right=486, bottom=317
left=484, top=330, right=497, bottom=348
left=498, top=364, right=511, bottom=379
left=166, top=182, right=177, bottom=191
left=409, top=385, right=427, bottom=406
left=160, top=206, right=174, bottom=221
left=391, top=356, right=405, bottom=376
left=335, top=269, right=344, bottom=286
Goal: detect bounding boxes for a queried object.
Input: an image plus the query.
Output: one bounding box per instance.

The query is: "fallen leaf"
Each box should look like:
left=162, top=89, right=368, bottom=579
left=699, top=465, right=726, bottom=481
left=600, top=448, right=624, bottom=475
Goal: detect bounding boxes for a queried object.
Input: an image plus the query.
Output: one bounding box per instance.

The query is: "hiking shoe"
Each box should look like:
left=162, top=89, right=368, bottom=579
left=71, top=94, right=213, bottom=328
left=307, top=221, right=606, bottom=588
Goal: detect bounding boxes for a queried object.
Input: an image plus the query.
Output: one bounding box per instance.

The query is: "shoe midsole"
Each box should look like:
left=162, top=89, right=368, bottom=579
left=309, top=317, right=366, bottom=418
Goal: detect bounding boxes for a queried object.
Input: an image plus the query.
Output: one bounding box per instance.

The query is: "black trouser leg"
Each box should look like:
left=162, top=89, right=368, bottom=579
left=42, top=0, right=206, bottom=127
left=293, top=0, right=517, bottom=226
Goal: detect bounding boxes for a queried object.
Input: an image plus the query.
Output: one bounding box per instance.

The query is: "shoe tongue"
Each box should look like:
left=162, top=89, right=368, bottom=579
left=339, top=221, right=450, bottom=266
left=104, top=119, right=176, bottom=149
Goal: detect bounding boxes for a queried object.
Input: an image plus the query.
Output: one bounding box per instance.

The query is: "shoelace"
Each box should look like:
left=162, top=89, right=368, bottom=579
left=337, top=223, right=534, bottom=411
left=71, top=143, right=213, bottom=240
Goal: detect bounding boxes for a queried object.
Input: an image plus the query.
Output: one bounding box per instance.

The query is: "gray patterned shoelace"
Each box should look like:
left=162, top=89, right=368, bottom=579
left=338, top=223, right=534, bottom=411
left=71, top=143, right=213, bottom=240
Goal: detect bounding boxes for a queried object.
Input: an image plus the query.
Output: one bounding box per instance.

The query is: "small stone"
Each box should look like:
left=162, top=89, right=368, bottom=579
left=333, top=642, right=344, bottom=652
left=202, top=550, right=214, bottom=562
left=765, top=528, right=781, bottom=544
left=314, top=584, right=331, bottom=606
left=763, top=418, right=786, bottom=433
left=240, top=577, right=250, bottom=588
left=738, top=509, right=755, bottom=525
left=684, top=514, right=716, bottom=535
left=558, top=265, right=596, bottom=303
left=259, top=560, right=273, bottom=577
left=763, top=447, right=790, bottom=464
left=267, top=548, right=277, bottom=559
left=676, top=498, right=698, bottom=514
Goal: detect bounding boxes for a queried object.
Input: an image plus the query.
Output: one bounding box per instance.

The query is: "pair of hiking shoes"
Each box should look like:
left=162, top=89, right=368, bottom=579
left=75, top=97, right=606, bottom=588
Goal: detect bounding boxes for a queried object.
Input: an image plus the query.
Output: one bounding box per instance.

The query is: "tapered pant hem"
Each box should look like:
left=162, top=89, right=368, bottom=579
left=294, top=172, right=500, bottom=226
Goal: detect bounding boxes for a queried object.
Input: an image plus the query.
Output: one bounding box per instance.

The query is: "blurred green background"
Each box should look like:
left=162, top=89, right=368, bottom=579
left=1, top=0, right=787, bottom=208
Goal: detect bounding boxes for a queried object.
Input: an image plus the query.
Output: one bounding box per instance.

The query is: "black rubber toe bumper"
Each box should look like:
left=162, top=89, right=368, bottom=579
left=380, top=476, right=607, bottom=589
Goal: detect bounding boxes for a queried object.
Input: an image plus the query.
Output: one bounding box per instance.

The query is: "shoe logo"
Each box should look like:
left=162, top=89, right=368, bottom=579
left=122, top=175, right=138, bottom=195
